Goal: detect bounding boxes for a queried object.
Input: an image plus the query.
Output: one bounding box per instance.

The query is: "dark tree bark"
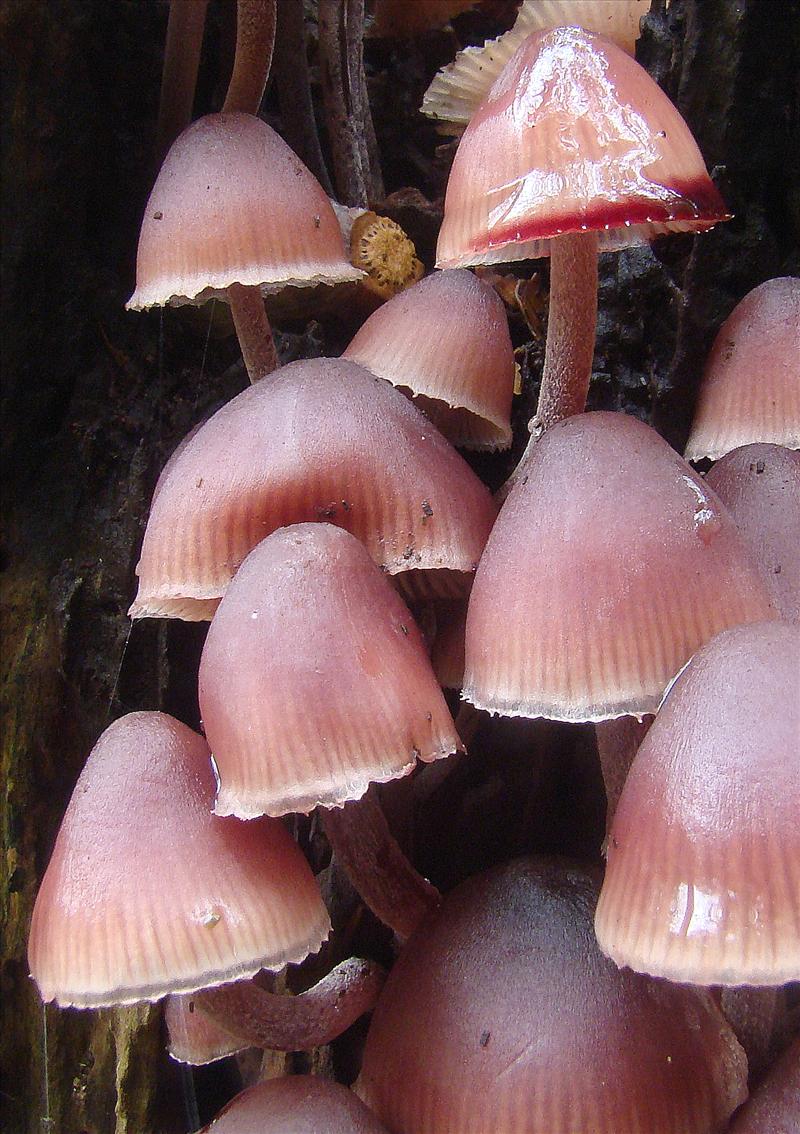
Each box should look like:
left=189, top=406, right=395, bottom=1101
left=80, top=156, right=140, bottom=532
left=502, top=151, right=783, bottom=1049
left=1, top=1, right=798, bottom=1130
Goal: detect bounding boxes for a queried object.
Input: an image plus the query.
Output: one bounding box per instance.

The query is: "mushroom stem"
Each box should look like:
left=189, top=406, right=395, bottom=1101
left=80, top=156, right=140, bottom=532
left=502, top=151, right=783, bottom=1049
left=595, top=715, right=652, bottom=831
left=273, top=0, right=333, bottom=195
left=720, top=986, right=782, bottom=1083
left=223, top=0, right=277, bottom=115
left=155, top=0, right=209, bottom=166
left=318, top=0, right=376, bottom=208
left=227, top=282, right=278, bottom=382
left=323, top=787, right=442, bottom=941
left=505, top=231, right=598, bottom=489
left=194, top=956, right=385, bottom=1051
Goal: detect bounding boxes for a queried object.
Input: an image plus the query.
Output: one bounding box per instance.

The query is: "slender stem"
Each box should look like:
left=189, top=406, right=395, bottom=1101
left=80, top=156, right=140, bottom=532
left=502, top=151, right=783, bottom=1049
left=322, top=786, right=441, bottom=941
left=273, top=0, right=333, bottom=195
left=223, top=0, right=277, bottom=115
left=155, top=0, right=209, bottom=167
left=318, top=0, right=370, bottom=207
left=194, top=957, right=385, bottom=1051
left=227, top=283, right=278, bottom=382
left=595, top=715, right=652, bottom=831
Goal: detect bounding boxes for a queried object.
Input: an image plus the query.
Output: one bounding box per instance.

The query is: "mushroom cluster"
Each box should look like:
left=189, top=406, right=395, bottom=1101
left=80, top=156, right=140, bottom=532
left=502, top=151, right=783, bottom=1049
left=24, top=1, right=799, bottom=1129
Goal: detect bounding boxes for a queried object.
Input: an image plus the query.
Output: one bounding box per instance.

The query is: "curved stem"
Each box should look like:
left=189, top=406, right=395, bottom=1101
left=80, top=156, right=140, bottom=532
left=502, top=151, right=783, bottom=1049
left=194, top=957, right=385, bottom=1051
left=227, top=283, right=278, bottom=382
left=223, top=0, right=277, bottom=115
left=323, top=786, right=441, bottom=941
left=273, top=0, right=333, bottom=195
left=155, top=0, right=209, bottom=166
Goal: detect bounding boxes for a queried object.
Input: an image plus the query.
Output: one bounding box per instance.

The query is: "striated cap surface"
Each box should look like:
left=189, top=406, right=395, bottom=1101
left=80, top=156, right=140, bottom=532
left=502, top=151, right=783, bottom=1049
left=130, top=357, right=496, bottom=620
left=463, top=412, right=777, bottom=721
left=128, top=112, right=362, bottom=310
left=28, top=712, right=330, bottom=1007
left=595, top=621, right=800, bottom=986
left=344, top=269, right=515, bottom=450
left=437, top=26, right=729, bottom=268
left=685, top=277, right=800, bottom=462
left=200, top=524, right=463, bottom=818
left=357, top=858, right=747, bottom=1133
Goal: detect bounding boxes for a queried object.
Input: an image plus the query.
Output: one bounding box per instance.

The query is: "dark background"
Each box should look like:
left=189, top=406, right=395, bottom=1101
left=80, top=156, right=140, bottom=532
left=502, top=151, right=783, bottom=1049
left=2, top=1, right=798, bottom=1129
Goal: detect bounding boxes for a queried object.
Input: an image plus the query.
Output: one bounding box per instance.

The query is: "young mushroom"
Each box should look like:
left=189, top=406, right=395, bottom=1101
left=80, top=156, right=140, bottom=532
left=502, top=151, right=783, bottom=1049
left=199, top=1075, right=390, bottom=1133
left=198, top=523, right=464, bottom=938
left=436, top=26, right=730, bottom=464
left=343, top=268, right=516, bottom=450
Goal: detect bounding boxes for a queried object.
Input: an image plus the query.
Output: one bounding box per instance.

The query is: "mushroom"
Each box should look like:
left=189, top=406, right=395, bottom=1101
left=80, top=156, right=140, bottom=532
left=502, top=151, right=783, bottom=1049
left=199, top=1075, right=390, bottom=1133
left=356, top=857, right=748, bottom=1133
left=728, top=1036, right=800, bottom=1134
left=198, top=523, right=463, bottom=938
left=436, top=26, right=730, bottom=461
left=685, top=277, right=800, bottom=462
left=129, top=357, right=496, bottom=620
left=343, top=268, right=516, bottom=450
left=463, top=412, right=776, bottom=723
left=595, top=620, right=800, bottom=986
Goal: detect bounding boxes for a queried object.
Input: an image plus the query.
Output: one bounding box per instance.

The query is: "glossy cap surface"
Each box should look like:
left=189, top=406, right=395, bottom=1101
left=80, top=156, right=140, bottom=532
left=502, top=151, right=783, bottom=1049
left=28, top=713, right=330, bottom=1007
left=344, top=269, right=514, bottom=449
left=595, top=621, right=800, bottom=985
left=130, top=357, right=496, bottom=619
left=464, top=412, right=776, bottom=721
left=128, top=113, right=362, bottom=309
left=685, top=277, right=800, bottom=461
left=437, top=26, right=729, bottom=268
left=200, top=524, right=463, bottom=818
left=357, top=858, right=747, bottom=1133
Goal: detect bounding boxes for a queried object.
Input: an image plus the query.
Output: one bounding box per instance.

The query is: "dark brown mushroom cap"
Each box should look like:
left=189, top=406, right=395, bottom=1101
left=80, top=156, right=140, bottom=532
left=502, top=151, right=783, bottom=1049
left=595, top=621, right=800, bottom=985
left=199, top=523, right=463, bottom=818
left=356, top=858, right=747, bottom=1133
left=130, top=357, right=497, bottom=619
left=201, top=1076, right=389, bottom=1133
left=27, top=712, right=330, bottom=1007
left=685, top=277, right=800, bottom=462
left=463, top=411, right=776, bottom=721
left=704, top=443, right=800, bottom=623
left=437, top=26, right=729, bottom=268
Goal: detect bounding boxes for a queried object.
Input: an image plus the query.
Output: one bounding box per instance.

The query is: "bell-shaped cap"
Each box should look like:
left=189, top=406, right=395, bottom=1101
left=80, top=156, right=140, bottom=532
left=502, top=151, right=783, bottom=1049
left=685, top=277, right=800, bottom=462
left=357, top=858, right=747, bottom=1133
left=201, top=1076, right=389, bottom=1133
left=464, top=412, right=777, bottom=721
left=423, top=0, right=649, bottom=132
left=28, top=712, right=330, bottom=1007
left=127, top=112, right=362, bottom=310
left=705, top=443, right=800, bottom=623
left=368, top=0, right=476, bottom=39
left=595, top=621, right=800, bottom=986
left=344, top=269, right=515, bottom=450
left=437, top=26, right=729, bottom=269
left=130, top=357, right=496, bottom=620
left=200, top=524, right=464, bottom=818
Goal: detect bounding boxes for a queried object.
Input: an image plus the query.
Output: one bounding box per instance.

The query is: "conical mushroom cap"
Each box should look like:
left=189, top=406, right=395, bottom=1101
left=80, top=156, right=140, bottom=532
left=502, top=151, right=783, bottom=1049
left=127, top=112, right=362, bottom=310
left=28, top=713, right=330, bottom=1007
left=357, top=858, right=747, bottom=1133
left=705, top=443, right=800, bottom=623
left=595, top=621, right=800, bottom=986
left=201, top=1076, right=389, bottom=1133
left=685, top=277, right=800, bottom=462
left=200, top=524, right=463, bottom=818
left=423, top=0, right=649, bottom=132
left=463, top=412, right=777, bottom=721
left=437, top=26, right=729, bottom=269
left=130, top=357, right=496, bottom=620
left=344, top=269, right=515, bottom=450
